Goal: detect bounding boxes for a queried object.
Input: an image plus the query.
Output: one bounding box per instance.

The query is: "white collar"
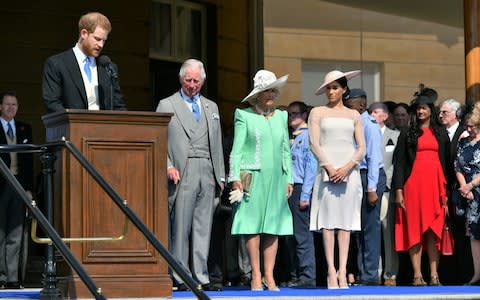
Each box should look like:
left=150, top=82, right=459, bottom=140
left=0, top=117, right=15, bottom=133
left=0, top=117, right=14, bottom=125
left=72, top=44, right=96, bottom=67
left=447, top=122, right=459, bottom=138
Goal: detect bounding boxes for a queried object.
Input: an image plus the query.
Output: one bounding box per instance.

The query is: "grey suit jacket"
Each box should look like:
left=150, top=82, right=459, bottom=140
left=383, top=126, right=400, bottom=190
left=156, top=92, right=225, bottom=207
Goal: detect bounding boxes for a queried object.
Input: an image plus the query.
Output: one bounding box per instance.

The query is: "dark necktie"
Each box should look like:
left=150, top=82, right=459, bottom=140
left=84, top=57, right=92, bottom=82
left=6, top=122, right=14, bottom=140
left=191, top=98, right=200, bottom=122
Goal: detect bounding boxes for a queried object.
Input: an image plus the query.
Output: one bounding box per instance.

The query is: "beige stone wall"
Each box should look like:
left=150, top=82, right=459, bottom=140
left=264, top=0, right=465, bottom=106
left=215, top=0, right=252, bottom=128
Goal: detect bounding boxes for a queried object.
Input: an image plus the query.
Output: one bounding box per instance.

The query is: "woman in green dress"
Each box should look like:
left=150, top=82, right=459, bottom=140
left=228, top=70, right=293, bottom=291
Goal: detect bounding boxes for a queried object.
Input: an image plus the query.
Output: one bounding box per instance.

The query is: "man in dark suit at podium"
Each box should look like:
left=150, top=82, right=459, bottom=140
left=156, top=59, right=225, bottom=291
left=0, top=91, right=33, bottom=289
left=42, top=12, right=127, bottom=113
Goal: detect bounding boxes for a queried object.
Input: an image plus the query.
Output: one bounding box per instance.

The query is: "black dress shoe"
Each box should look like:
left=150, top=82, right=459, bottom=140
left=288, top=279, right=316, bottom=288
left=464, top=279, right=480, bottom=286
left=201, top=282, right=223, bottom=291
left=6, top=282, right=23, bottom=289
left=355, top=280, right=381, bottom=286
left=175, top=283, right=189, bottom=291
left=238, top=275, right=251, bottom=286
left=286, top=279, right=299, bottom=287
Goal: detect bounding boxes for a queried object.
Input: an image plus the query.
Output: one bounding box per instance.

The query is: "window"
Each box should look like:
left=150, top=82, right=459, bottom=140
left=302, top=61, right=382, bottom=106
left=150, top=0, right=206, bottom=62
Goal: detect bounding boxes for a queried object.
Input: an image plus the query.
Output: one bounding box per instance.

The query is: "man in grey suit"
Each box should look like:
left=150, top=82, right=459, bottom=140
left=156, top=59, right=225, bottom=291
left=42, top=12, right=127, bottom=112
left=369, top=102, right=400, bottom=286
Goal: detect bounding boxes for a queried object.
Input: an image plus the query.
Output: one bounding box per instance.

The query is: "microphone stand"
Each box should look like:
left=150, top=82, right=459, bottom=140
left=109, top=81, right=113, bottom=111
left=106, top=70, right=115, bottom=111
left=104, top=63, right=118, bottom=111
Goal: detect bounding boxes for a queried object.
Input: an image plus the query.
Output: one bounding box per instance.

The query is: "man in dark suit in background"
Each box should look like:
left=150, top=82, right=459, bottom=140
left=438, top=98, right=472, bottom=284
left=438, top=98, right=466, bottom=162
left=42, top=12, right=127, bottom=112
left=0, top=91, right=33, bottom=289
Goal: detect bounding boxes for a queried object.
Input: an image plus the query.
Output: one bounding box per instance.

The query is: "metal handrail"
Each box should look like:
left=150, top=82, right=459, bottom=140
left=0, top=144, right=105, bottom=300
left=0, top=142, right=210, bottom=300
left=30, top=200, right=129, bottom=243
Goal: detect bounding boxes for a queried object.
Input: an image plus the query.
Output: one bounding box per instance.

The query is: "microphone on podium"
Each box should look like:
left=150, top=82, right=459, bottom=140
left=98, top=55, right=118, bottom=110
left=98, top=55, right=118, bottom=79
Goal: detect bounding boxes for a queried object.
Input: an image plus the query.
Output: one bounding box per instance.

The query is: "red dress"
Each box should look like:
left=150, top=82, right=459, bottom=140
left=395, top=128, right=447, bottom=251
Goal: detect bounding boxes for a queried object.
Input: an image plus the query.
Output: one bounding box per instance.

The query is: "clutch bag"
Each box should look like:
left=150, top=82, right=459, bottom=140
left=240, top=172, right=252, bottom=192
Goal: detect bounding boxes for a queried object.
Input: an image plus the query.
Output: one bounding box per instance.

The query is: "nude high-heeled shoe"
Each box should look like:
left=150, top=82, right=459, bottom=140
left=327, top=273, right=339, bottom=289
left=250, top=275, right=263, bottom=291
left=337, top=272, right=349, bottom=289
left=262, top=277, right=280, bottom=291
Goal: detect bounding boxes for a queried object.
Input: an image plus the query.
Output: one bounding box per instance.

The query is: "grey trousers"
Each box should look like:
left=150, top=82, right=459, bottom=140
left=170, top=158, right=216, bottom=285
left=381, top=191, right=399, bottom=279
left=0, top=185, right=25, bottom=283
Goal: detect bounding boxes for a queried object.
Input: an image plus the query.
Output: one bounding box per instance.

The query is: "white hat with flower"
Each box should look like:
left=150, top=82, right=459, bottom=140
left=242, top=70, right=289, bottom=103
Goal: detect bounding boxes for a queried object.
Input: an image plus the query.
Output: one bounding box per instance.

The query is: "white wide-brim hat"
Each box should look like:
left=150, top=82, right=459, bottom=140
left=315, top=70, right=361, bottom=95
left=242, top=70, right=289, bottom=103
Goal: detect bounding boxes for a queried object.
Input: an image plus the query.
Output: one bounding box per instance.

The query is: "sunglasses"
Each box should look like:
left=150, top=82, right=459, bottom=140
left=288, top=111, right=304, bottom=117
left=439, top=110, right=452, bottom=115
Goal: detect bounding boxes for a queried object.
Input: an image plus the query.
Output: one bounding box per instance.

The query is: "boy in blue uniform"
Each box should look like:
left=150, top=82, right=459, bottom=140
left=285, top=101, right=317, bottom=287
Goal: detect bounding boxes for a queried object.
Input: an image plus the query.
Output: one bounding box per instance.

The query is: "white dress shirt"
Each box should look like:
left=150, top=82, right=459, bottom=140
left=73, top=44, right=99, bottom=110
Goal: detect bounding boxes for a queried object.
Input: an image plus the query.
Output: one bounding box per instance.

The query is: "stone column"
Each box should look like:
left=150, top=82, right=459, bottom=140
left=465, top=0, right=480, bottom=107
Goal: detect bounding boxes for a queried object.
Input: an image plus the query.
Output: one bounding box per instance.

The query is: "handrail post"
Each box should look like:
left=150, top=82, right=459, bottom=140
left=39, top=150, right=62, bottom=300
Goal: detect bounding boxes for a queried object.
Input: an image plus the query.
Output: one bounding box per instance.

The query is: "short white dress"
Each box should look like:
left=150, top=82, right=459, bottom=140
left=308, top=106, right=365, bottom=231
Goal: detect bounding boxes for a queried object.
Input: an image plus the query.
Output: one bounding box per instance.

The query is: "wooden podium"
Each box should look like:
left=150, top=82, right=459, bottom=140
left=42, top=110, right=172, bottom=298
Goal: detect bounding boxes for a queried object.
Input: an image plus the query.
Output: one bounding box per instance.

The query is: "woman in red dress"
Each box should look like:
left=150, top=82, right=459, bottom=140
left=391, top=86, right=450, bottom=286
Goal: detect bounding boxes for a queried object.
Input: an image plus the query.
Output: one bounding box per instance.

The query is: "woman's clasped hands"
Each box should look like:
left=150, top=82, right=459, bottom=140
left=458, top=183, right=475, bottom=201
left=325, top=165, right=351, bottom=183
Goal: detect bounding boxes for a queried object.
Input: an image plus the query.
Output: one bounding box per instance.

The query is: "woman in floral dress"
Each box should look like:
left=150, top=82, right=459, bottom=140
left=455, top=102, right=480, bottom=285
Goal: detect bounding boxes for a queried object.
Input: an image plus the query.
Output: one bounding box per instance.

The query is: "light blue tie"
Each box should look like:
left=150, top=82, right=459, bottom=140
left=191, top=98, right=200, bottom=122
left=6, top=122, right=14, bottom=140
left=84, top=57, right=92, bottom=82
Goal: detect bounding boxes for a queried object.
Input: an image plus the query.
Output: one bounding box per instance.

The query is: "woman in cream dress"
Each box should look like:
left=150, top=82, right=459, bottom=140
left=308, top=70, right=366, bottom=289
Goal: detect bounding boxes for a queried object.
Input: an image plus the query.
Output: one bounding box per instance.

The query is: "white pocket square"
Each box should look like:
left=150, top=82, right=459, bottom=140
left=385, top=145, right=395, bottom=152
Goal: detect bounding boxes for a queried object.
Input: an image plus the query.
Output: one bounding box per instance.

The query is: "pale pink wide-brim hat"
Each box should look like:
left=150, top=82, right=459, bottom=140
left=242, top=70, right=289, bottom=103
left=315, top=70, right=361, bottom=95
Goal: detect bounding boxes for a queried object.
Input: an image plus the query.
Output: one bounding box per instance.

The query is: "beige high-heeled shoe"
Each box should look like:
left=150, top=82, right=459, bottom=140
left=327, top=273, right=339, bottom=289
left=338, top=275, right=349, bottom=289
left=412, top=276, right=427, bottom=286
left=250, top=275, right=263, bottom=291
left=429, top=275, right=441, bottom=286
left=262, top=277, right=280, bottom=291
